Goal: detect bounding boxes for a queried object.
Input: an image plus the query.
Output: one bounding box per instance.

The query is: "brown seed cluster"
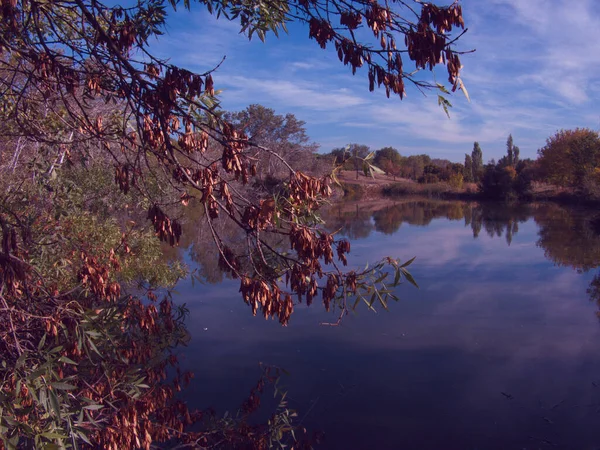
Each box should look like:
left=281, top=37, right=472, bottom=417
left=147, top=205, right=182, bottom=246
left=406, top=3, right=465, bottom=89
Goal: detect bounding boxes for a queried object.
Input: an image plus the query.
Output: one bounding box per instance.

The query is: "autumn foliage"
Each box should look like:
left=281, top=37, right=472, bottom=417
left=0, top=0, right=468, bottom=447
left=537, top=128, right=600, bottom=191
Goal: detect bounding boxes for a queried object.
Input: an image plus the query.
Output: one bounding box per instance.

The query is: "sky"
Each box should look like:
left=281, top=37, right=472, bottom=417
left=151, top=0, right=600, bottom=163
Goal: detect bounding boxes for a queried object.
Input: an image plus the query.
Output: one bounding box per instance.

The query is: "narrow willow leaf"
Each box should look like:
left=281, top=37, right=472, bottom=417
left=83, top=404, right=104, bottom=411
left=400, top=256, right=416, bottom=268
left=48, top=390, right=61, bottom=419
left=50, top=382, right=76, bottom=391
left=401, top=268, right=419, bottom=288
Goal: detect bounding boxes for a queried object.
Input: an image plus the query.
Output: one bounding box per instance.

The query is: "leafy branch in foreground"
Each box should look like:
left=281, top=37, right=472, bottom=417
left=1, top=0, right=468, bottom=447
left=321, top=256, right=418, bottom=326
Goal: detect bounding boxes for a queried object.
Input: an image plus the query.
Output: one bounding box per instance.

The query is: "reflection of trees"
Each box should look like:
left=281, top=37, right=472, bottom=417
left=469, top=203, right=532, bottom=245
left=586, top=275, right=600, bottom=320
left=184, top=197, right=600, bottom=321
left=177, top=203, right=288, bottom=284
left=320, top=204, right=374, bottom=239
left=369, top=201, right=530, bottom=245
left=372, top=205, right=403, bottom=234
left=323, top=200, right=535, bottom=242
left=532, top=204, right=600, bottom=319
left=534, top=205, right=600, bottom=272
left=372, top=201, right=468, bottom=234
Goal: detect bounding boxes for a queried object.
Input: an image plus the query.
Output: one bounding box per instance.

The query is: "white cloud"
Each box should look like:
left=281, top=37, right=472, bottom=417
left=148, top=1, right=600, bottom=161
left=219, top=75, right=368, bottom=111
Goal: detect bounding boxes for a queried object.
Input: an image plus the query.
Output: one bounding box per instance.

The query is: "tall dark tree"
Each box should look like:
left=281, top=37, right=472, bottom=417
left=513, top=145, right=520, bottom=166
left=471, top=142, right=484, bottom=182
left=464, top=153, right=474, bottom=182
left=506, top=134, right=514, bottom=166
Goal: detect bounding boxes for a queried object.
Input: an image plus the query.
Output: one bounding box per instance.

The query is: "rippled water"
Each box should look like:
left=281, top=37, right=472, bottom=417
left=175, top=200, right=600, bottom=449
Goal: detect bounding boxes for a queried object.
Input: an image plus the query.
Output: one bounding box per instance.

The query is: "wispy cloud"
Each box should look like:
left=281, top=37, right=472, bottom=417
left=485, top=0, right=600, bottom=105
left=149, top=1, right=600, bottom=160
left=219, top=75, right=368, bottom=111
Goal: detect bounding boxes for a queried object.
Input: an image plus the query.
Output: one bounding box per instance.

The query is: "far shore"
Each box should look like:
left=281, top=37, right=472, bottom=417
left=334, top=170, right=600, bottom=206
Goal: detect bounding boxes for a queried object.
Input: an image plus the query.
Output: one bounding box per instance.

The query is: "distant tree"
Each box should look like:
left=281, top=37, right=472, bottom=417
left=479, top=156, right=533, bottom=201
left=513, top=145, right=520, bottom=166
left=431, top=158, right=452, bottom=169
left=405, top=154, right=431, bottom=180
left=537, top=128, right=600, bottom=191
left=381, top=158, right=402, bottom=179
left=506, top=134, right=514, bottom=166
left=464, top=154, right=474, bottom=182
left=449, top=172, right=464, bottom=189
left=480, top=164, right=517, bottom=200
left=228, top=104, right=318, bottom=179
left=471, top=142, right=484, bottom=182
left=387, top=162, right=402, bottom=180
left=348, top=143, right=371, bottom=178
left=374, top=146, right=402, bottom=169
left=449, top=162, right=465, bottom=176
left=420, top=164, right=441, bottom=183
left=328, top=147, right=349, bottom=165
left=419, top=161, right=463, bottom=184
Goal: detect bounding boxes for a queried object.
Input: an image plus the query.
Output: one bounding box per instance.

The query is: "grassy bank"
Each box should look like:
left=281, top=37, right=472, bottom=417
left=381, top=181, right=479, bottom=200
left=339, top=172, right=600, bottom=207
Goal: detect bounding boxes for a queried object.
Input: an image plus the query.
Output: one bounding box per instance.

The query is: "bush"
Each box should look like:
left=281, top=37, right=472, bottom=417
left=341, top=182, right=366, bottom=199
left=382, top=182, right=449, bottom=198
left=479, top=164, right=531, bottom=201
left=449, top=172, right=464, bottom=189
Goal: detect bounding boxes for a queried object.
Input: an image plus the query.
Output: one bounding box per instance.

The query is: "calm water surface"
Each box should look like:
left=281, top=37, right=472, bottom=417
left=175, top=200, right=600, bottom=449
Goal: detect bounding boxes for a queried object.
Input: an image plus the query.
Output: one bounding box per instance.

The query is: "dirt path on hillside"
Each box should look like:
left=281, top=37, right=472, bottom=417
left=336, top=170, right=413, bottom=186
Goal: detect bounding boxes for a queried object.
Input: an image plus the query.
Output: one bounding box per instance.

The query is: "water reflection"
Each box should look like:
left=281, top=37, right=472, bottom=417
left=177, top=199, right=600, bottom=449
left=321, top=200, right=536, bottom=244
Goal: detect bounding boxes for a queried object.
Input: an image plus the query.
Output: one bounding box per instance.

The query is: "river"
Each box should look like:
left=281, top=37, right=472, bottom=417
left=173, top=199, right=600, bottom=449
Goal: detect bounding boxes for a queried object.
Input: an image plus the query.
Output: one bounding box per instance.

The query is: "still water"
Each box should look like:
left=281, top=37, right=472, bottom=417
left=175, top=200, right=600, bottom=449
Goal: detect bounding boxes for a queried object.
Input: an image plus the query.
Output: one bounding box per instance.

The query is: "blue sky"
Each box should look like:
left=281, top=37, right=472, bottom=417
left=152, top=0, right=600, bottom=163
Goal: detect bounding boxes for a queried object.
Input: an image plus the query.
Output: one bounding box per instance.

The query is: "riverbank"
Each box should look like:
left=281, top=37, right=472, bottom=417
left=336, top=170, right=600, bottom=206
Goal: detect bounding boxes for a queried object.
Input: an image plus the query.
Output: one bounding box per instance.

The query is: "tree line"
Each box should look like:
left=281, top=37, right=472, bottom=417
left=318, top=127, right=600, bottom=203
left=188, top=105, right=600, bottom=206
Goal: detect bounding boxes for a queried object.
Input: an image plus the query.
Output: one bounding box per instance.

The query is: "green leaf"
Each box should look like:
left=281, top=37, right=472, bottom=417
left=369, top=292, right=377, bottom=308
left=40, top=432, right=68, bottom=439
left=75, top=430, right=92, bottom=445
left=58, top=356, right=77, bottom=365
left=15, top=353, right=27, bottom=369
left=86, top=337, right=102, bottom=357
left=377, top=291, right=388, bottom=310
left=400, top=256, right=416, bottom=268
left=437, top=95, right=452, bottom=119
left=401, top=268, right=419, bottom=288
left=374, top=272, right=388, bottom=284
left=50, top=382, right=76, bottom=391
left=38, top=333, right=47, bottom=351
left=48, top=390, right=61, bottom=419
left=83, top=404, right=104, bottom=411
